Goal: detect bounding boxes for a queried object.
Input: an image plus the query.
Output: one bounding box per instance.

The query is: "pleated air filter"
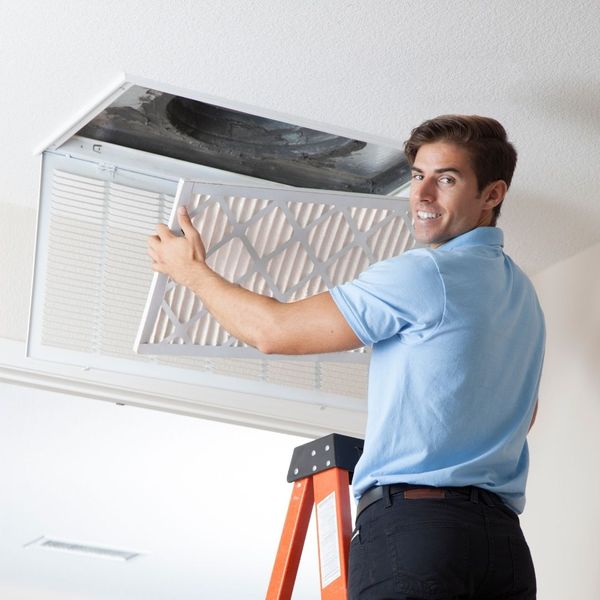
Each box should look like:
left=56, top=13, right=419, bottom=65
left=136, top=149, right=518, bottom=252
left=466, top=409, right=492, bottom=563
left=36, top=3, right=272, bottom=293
left=135, top=180, right=415, bottom=361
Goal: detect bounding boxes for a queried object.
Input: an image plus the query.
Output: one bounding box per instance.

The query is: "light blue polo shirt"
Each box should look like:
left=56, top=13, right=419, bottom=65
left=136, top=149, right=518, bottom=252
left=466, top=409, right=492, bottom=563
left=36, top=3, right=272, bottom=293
left=330, top=227, right=545, bottom=513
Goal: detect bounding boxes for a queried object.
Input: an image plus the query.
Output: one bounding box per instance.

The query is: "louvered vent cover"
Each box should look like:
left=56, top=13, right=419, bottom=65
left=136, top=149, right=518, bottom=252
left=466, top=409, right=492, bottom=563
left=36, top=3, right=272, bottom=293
left=135, top=180, right=415, bottom=361
left=40, top=167, right=172, bottom=358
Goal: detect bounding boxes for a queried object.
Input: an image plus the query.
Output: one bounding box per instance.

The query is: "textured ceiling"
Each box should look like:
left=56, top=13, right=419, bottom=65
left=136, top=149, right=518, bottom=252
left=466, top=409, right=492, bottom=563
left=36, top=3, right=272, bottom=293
left=2, top=0, right=599, bottom=282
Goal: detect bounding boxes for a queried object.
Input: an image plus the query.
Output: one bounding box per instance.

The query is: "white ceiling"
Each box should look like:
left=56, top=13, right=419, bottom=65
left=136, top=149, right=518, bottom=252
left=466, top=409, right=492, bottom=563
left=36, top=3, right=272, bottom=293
left=2, top=1, right=600, bottom=280
left=1, top=1, right=599, bottom=598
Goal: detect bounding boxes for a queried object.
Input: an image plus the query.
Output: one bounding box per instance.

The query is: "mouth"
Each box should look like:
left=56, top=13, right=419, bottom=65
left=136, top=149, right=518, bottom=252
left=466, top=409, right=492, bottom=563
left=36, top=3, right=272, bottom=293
left=416, top=210, right=442, bottom=221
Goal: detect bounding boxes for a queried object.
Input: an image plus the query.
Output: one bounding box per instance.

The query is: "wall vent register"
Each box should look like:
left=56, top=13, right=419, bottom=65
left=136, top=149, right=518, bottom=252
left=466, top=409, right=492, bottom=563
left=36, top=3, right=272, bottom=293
left=24, top=536, right=143, bottom=562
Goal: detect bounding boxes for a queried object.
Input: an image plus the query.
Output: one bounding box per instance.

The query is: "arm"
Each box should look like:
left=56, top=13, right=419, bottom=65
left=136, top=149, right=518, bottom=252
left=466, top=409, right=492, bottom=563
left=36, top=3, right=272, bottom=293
left=528, top=398, right=539, bottom=432
left=147, top=207, right=362, bottom=355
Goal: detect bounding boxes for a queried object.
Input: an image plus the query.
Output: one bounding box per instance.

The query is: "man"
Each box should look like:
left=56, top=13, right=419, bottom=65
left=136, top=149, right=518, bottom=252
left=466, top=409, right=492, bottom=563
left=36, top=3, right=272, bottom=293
left=148, top=115, right=545, bottom=599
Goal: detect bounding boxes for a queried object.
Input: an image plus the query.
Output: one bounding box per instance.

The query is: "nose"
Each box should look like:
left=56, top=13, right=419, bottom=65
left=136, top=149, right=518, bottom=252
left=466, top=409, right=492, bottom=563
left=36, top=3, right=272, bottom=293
left=412, top=176, right=436, bottom=203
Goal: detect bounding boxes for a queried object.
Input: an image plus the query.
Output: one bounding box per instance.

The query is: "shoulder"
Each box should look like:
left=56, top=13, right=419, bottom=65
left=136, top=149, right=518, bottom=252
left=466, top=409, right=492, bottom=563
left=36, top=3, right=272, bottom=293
left=365, top=248, right=442, bottom=284
left=330, top=248, right=446, bottom=345
left=356, top=249, right=445, bottom=300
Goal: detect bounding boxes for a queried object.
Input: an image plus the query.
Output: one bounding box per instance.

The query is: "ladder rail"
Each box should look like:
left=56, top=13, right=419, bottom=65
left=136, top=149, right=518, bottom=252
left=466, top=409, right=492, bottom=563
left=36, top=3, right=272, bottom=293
left=313, top=468, right=352, bottom=599
left=266, top=478, right=315, bottom=600
left=266, top=434, right=363, bottom=600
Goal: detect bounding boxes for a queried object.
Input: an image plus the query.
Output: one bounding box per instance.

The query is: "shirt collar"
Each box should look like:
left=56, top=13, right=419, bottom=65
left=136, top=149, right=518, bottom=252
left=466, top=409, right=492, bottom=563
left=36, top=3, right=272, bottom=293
left=436, top=227, right=504, bottom=252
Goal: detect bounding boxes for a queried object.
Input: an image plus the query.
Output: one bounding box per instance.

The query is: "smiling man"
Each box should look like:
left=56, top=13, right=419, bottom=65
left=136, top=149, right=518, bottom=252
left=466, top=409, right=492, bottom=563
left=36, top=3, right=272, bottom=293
left=148, top=115, right=545, bottom=600
left=409, top=141, right=506, bottom=246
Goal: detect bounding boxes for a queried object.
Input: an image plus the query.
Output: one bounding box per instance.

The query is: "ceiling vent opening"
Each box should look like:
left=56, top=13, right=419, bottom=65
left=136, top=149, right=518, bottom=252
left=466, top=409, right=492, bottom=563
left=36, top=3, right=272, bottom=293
left=28, top=75, right=415, bottom=435
left=75, top=84, right=410, bottom=194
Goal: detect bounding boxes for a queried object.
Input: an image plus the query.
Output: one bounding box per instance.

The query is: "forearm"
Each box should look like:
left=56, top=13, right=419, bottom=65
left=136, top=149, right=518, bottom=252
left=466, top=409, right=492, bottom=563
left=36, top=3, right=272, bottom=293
left=182, top=262, right=281, bottom=352
left=181, top=262, right=362, bottom=355
left=149, top=208, right=362, bottom=355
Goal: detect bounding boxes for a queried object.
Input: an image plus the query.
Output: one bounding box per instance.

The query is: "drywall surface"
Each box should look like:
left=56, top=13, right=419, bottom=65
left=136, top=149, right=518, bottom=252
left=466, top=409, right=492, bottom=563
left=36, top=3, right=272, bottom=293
left=523, top=241, right=600, bottom=598
left=0, top=204, right=36, bottom=341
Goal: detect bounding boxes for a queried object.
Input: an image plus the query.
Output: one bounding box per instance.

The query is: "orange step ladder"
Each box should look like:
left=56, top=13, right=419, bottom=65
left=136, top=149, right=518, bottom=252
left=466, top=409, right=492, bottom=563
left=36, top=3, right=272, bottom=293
left=266, top=434, right=364, bottom=600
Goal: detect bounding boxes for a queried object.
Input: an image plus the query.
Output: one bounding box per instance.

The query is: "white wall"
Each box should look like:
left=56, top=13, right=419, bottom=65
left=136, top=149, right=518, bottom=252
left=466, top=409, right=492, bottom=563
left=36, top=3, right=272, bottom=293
left=0, top=204, right=36, bottom=340
left=522, top=241, right=600, bottom=598
left=0, top=381, right=321, bottom=600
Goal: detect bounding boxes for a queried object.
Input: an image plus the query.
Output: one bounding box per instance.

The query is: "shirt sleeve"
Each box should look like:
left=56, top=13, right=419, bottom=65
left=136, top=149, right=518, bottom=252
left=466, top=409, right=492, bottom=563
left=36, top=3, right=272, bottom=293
left=329, top=250, right=446, bottom=346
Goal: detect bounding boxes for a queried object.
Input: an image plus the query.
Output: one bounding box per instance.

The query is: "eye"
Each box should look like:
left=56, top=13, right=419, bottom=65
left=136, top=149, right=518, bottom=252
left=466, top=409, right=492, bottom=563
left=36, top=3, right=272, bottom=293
left=411, top=173, right=424, bottom=181
left=439, top=176, right=455, bottom=185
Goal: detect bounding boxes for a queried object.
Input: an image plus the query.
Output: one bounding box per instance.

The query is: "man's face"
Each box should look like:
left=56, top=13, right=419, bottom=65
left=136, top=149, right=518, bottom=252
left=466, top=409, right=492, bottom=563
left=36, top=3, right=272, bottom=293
left=409, top=142, right=495, bottom=247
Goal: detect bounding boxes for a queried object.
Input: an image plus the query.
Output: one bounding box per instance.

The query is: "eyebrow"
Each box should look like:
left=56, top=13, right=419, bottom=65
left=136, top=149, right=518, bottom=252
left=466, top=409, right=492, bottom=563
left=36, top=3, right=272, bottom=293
left=411, top=166, right=463, bottom=175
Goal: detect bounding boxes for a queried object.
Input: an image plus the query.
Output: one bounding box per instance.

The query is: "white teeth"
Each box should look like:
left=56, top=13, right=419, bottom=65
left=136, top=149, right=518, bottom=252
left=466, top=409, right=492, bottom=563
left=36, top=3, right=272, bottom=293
left=417, top=210, right=441, bottom=220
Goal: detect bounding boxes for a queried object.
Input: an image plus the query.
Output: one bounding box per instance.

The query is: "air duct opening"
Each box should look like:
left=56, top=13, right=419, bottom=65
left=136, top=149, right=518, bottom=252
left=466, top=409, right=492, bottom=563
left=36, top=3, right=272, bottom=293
left=76, top=85, right=410, bottom=194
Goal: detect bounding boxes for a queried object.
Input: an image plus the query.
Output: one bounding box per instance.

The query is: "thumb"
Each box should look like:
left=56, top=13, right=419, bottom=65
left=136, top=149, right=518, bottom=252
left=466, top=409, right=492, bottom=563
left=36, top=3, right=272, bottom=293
left=177, top=206, right=196, bottom=237
left=177, top=205, right=206, bottom=261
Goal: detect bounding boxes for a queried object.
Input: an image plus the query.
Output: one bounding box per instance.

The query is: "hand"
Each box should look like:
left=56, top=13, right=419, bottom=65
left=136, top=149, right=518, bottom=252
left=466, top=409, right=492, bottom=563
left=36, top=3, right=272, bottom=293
left=147, top=206, right=207, bottom=286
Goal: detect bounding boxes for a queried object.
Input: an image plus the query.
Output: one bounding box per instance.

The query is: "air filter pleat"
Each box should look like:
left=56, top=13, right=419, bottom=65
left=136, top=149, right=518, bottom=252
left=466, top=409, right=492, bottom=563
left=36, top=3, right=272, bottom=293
left=287, top=201, right=329, bottom=227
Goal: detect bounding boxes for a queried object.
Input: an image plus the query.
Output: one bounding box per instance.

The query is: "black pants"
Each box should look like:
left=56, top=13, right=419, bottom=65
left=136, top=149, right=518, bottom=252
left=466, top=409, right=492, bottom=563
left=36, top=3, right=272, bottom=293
left=348, top=486, right=536, bottom=600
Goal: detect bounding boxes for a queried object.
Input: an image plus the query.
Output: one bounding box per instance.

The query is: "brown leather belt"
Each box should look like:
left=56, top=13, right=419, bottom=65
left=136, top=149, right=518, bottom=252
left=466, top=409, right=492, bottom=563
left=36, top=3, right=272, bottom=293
left=356, top=483, right=496, bottom=518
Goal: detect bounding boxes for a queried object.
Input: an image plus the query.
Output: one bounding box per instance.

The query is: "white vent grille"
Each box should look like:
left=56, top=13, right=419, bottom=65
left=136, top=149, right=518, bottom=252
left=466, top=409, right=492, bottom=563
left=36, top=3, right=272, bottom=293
left=135, top=180, right=414, bottom=361
left=25, top=536, right=142, bottom=561
left=43, top=170, right=172, bottom=355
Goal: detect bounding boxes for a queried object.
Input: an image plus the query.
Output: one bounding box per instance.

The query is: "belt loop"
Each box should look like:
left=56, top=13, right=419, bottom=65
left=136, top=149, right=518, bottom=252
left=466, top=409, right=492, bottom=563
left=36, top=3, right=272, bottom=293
left=470, top=486, right=479, bottom=504
left=481, top=490, right=495, bottom=506
left=384, top=484, right=392, bottom=508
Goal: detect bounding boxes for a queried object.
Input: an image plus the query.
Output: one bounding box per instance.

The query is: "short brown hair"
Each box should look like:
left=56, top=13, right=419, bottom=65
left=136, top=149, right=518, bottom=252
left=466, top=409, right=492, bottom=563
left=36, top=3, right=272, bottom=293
left=403, top=115, right=517, bottom=225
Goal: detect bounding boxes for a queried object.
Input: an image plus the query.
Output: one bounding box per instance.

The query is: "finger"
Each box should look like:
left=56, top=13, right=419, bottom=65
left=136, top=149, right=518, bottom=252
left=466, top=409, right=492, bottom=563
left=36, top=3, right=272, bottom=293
left=150, top=257, right=167, bottom=273
left=147, top=247, right=159, bottom=261
left=147, top=235, right=160, bottom=249
left=155, top=223, right=173, bottom=240
left=177, top=206, right=198, bottom=238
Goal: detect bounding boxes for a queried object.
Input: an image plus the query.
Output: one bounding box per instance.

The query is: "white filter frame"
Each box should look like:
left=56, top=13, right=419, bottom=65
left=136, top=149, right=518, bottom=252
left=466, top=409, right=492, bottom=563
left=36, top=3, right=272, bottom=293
left=135, top=180, right=414, bottom=360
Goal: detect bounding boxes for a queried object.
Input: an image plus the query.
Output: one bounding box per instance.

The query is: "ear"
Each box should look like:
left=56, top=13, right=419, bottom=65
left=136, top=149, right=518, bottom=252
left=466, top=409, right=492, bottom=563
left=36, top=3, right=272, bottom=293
left=481, top=180, right=507, bottom=211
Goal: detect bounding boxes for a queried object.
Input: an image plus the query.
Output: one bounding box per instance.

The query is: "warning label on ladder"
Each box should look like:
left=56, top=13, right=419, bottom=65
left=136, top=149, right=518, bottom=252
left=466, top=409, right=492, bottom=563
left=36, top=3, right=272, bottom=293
left=316, top=491, right=341, bottom=588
